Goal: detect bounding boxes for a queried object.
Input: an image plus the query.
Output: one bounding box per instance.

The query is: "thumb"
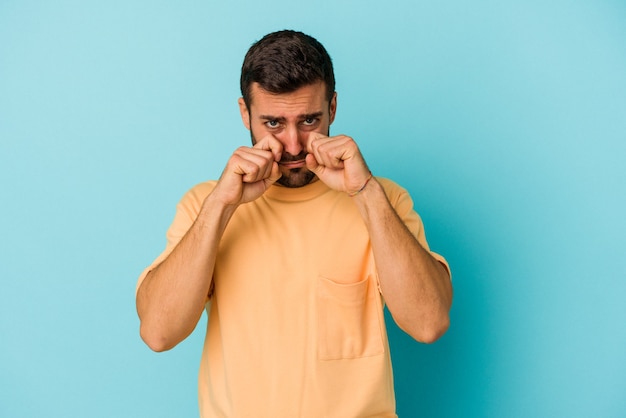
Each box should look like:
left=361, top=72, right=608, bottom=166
left=305, top=153, right=323, bottom=175
left=264, top=161, right=282, bottom=187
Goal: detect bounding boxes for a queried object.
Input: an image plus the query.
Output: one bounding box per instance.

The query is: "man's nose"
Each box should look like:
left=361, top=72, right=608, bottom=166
left=279, top=125, right=307, bottom=156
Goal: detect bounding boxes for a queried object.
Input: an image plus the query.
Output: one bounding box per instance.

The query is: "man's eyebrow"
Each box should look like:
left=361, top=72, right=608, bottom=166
left=301, top=111, right=324, bottom=120
left=259, top=111, right=323, bottom=121
left=259, top=115, right=286, bottom=122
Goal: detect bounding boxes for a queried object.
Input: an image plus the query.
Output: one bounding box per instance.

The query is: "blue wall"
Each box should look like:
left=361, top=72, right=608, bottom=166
left=1, top=1, right=625, bottom=417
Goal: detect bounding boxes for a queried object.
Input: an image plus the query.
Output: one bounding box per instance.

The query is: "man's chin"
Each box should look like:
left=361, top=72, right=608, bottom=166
left=276, top=168, right=317, bottom=188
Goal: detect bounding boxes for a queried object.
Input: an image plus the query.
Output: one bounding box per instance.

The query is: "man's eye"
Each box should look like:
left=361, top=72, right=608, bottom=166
left=265, top=120, right=280, bottom=128
left=303, top=118, right=317, bottom=126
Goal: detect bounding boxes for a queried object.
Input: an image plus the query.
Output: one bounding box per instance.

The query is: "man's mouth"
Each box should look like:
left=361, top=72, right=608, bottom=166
left=278, top=159, right=306, bottom=169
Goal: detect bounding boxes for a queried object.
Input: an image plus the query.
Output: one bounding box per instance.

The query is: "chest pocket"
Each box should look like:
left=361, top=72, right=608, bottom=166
left=316, top=275, right=384, bottom=360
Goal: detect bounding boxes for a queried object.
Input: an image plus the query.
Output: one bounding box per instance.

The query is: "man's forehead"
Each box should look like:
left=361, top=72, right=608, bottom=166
left=248, top=81, right=328, bottom=109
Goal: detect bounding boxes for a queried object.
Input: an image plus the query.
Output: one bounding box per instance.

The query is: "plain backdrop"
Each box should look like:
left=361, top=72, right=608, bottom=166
left=1, top=1, right=625, bottom=417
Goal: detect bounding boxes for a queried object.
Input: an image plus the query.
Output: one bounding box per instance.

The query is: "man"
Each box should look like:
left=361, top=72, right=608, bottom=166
left=136, top=30, right=452, bottom=417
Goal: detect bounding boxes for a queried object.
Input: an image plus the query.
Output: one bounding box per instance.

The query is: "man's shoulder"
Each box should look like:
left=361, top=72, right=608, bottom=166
left=176, top=180, right=218, bottom=211
left=186, top=180, right=218, bottom=197
left=376, top=176, right=400, bottom=189
left=376, top=176, right=409, bottom=197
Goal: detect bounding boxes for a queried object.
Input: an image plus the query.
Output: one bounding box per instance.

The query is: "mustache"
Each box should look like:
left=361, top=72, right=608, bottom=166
left=279, top=151, right=308, bottom=164
left=249, top=126, right=329, bottom=165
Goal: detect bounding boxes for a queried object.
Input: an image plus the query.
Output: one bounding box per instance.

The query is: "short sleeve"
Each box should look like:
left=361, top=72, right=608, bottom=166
left=135, top=181, right=218, bottom=294
left=377, top=177, right=450, bottom=278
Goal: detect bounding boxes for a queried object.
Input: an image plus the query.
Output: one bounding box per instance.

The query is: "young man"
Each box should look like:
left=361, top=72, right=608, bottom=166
left=136, top=30, right=452, bottom=417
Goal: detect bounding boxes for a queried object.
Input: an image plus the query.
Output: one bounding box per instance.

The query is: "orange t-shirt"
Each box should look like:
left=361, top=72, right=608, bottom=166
left=138, top=178, right=448, bottom=417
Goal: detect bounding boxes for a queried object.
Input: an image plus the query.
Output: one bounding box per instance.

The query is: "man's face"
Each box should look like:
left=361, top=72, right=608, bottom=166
left=238, top=81, right=337, bottom=187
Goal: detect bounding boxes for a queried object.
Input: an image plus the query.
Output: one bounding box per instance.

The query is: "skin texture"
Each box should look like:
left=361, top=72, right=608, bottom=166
left=136, top=81, right=452, bottom=352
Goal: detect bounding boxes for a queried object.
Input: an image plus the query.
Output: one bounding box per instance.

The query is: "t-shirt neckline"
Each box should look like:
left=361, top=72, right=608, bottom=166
left=264, top=177, right=332, bottom=202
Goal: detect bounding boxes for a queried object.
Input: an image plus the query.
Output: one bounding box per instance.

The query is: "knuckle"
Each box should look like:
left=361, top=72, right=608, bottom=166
left=247, top=163, right=260, bottom=175
left=232, top=146, right=249, bottom=159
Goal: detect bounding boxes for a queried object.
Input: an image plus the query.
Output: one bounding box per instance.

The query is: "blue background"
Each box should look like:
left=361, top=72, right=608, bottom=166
left=1, top=1, right=625, bottom=417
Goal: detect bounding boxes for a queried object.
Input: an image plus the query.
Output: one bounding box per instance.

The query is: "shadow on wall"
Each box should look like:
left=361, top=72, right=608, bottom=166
left=386, top=212, right=496, bottom=418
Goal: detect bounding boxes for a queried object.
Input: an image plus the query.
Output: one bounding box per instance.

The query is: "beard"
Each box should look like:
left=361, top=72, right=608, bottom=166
left=250, top=127, right=328, bottom=188
left=274, top=151, right=317, bottom=188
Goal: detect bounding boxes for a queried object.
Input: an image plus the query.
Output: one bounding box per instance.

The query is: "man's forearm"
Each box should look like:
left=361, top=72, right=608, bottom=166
left=136, top=195, right=237, bottom=352
left=352, top=178, right=452, bottom=343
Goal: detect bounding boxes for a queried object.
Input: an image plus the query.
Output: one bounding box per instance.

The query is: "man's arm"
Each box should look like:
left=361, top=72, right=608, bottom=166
left=136, top=196, right=235, bottom=352
left=306, top=133, right=452, bottom=343
left=136, top=137, right=283, bottom=352
left=351, top=179, right=452, bottom=343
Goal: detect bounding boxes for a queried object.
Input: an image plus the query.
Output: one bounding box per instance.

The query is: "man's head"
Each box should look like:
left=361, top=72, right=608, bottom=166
left=238, top=31, right=337, bottom=188
left=240, top=30, right=335, bottom=109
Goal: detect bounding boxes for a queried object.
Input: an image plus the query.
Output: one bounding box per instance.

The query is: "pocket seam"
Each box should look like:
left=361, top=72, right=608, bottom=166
left=316, top=275, right=384, bottom=360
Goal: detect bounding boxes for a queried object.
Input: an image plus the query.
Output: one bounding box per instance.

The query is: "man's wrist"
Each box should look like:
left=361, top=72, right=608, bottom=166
left=347, top=172, right=373, bottom=197
left=350, top=176, right=388, bottom=218
left=197, top=191, right=239, bottom=230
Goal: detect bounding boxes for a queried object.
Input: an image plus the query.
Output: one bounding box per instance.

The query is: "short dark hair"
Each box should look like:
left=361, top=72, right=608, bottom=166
left=240, top=30, right=335, bottom=107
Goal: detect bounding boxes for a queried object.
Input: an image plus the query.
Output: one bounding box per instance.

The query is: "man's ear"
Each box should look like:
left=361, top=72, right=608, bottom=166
left=329, top=92, right=337, bottom=125
left=238, top=97, right=251, bottom=130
